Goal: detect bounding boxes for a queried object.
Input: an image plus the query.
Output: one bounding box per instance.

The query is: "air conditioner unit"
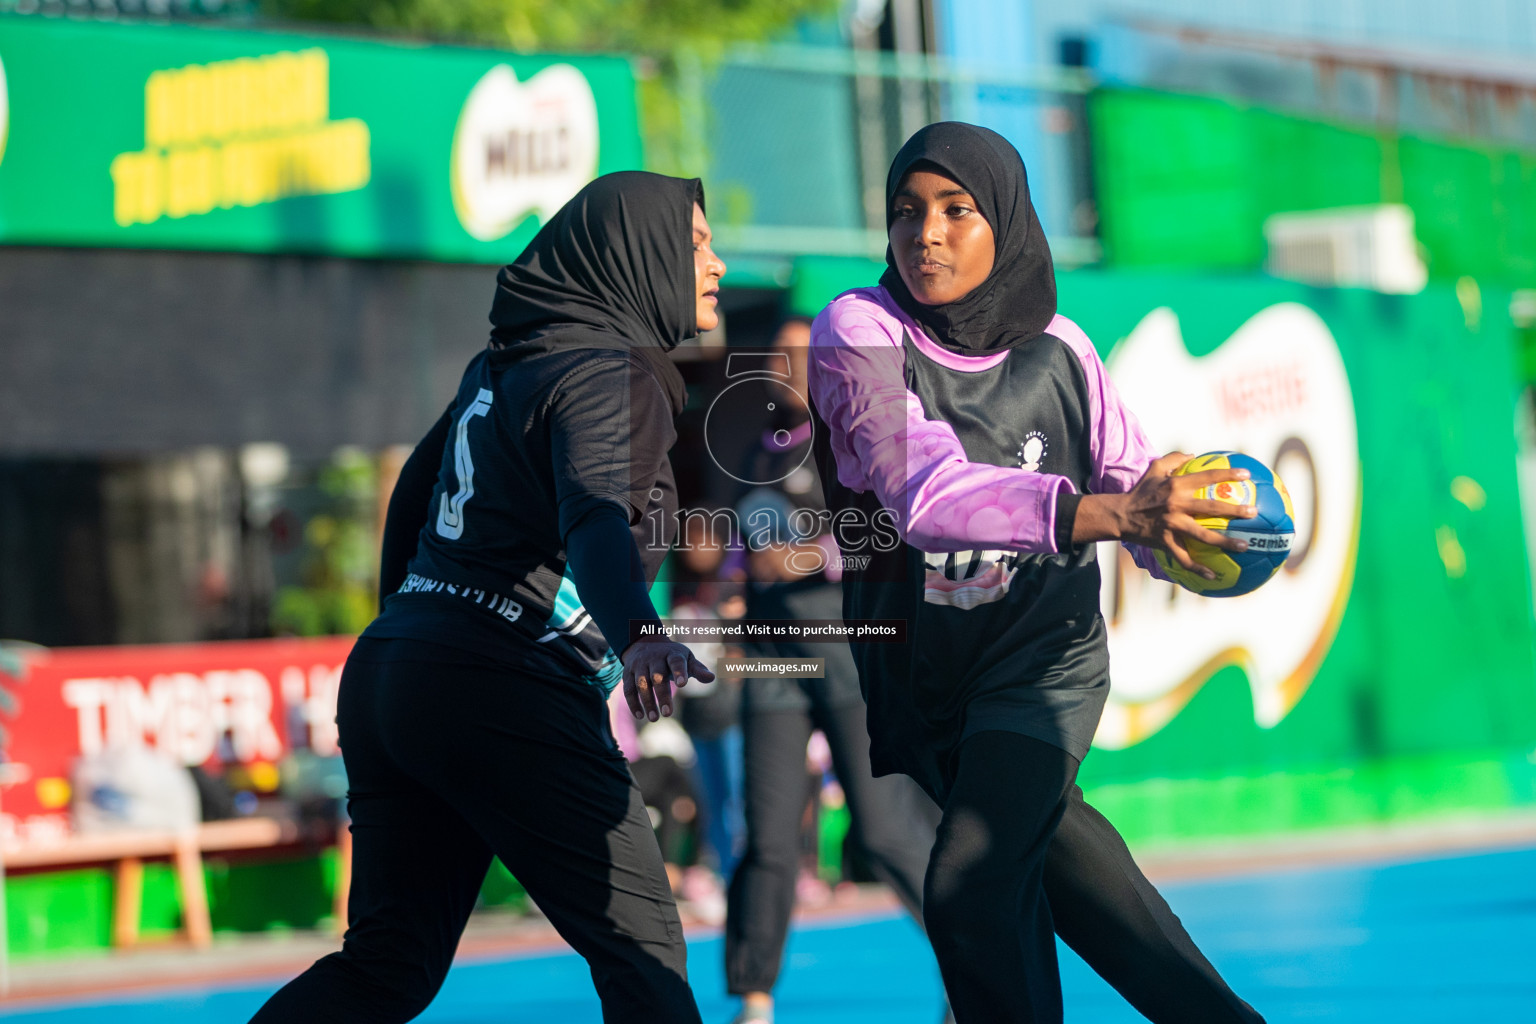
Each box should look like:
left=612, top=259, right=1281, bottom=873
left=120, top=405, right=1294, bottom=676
left=1263, top=204, right=1428, bottom=294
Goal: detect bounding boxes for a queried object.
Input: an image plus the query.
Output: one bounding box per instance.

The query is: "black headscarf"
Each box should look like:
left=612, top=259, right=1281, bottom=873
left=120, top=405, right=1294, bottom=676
left=488, top=170, right=703, bottom=415
left=878, top=122, right=1057, bottom=356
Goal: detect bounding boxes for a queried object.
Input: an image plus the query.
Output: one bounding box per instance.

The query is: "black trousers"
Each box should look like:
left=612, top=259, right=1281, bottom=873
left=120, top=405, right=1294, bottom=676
left=928, top=731, right=1266, bottom=1024
left=724, top=699, right=937, bottom=994
left=249, top=638, right=700, bottom=1024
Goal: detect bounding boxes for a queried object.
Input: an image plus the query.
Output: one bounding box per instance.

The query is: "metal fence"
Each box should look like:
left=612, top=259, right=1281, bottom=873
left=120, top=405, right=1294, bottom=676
left=0, top=0, right=250, bottom=17
left=673, top=45, right=1102, bottom=267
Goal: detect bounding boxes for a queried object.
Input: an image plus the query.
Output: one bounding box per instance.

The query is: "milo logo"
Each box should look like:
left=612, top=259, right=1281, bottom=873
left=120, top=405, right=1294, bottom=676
left=451, top=64, right=600, bottom=242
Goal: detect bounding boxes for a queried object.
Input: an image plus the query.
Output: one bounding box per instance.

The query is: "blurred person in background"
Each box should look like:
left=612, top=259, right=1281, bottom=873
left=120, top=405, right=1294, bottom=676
left=676, top=667, right=745, bottom=923
left=723, top=319, right=942, bottom=1024
left=676, top=648, right=745, bottom=903
left=810, top=122, right=1265, bottom=1024
left=671, top=516, right=748, bottom=893
left=250, top=171, right=723, bottom=1024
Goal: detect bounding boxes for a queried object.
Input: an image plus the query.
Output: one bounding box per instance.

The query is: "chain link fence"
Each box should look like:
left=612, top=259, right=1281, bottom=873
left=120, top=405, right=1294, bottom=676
left=672, top=45, right=1101, bottom=266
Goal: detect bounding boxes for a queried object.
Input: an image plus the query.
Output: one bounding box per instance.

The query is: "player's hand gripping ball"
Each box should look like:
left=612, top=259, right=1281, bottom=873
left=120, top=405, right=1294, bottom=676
left=1153, top=451, right=1295, bottom=597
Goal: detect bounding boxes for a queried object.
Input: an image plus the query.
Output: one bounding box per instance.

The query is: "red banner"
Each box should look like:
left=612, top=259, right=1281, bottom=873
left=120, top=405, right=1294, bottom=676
left=1, top=637, right=355, bottom=842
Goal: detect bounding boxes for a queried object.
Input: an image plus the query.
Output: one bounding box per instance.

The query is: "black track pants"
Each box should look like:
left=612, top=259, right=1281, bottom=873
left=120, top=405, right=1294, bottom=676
left=248, top=638, right=700, bottom=1024
left=926, top=730, right=1265, bottom=1024
left=1046, top=786, right=1266, bottom=1024
left=725, top=701, right=937, bottom=994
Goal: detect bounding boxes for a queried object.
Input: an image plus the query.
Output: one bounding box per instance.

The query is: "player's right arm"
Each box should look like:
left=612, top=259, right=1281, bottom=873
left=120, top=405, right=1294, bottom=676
left=1072, top=454, right=1255, bottom=580
left=1048, top=316, right=1256, bottom=579
left=1047, top=316, right=1250, bottom=579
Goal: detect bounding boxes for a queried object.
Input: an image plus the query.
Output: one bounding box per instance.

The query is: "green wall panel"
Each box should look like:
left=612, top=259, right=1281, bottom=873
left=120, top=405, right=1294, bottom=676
left=1091, top=88, right=1536, bottom=289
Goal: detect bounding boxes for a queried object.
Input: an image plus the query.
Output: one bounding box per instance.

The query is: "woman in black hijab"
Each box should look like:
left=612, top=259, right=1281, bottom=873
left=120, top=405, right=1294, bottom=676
left=808, top=124, right=1267, bottom=1023
left=250, top=171, right=724, bottom=1024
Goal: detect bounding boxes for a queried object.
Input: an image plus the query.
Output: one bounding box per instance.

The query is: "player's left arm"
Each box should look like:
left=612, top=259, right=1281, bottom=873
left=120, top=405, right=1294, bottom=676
left=1053, top=317, right=1249, bottom=579
left=550, top=356, right=714, bottom=721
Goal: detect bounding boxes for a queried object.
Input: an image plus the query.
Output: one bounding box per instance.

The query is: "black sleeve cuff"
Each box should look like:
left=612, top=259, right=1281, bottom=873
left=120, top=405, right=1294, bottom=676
left=565, top=504, right=662, bottom=651
left=1054, top=491, right=1082, bottom=553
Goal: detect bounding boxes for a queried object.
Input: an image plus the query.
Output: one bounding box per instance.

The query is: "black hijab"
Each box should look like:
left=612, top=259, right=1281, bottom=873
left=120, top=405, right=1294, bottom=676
left=878, top=122, right=1057, bottom=356
left=488, top=170, right=703, bottom=415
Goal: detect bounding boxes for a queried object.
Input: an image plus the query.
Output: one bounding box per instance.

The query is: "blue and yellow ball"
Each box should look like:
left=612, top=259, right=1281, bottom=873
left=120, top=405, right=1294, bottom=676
left=1152, top=451, right=1294, bottom=598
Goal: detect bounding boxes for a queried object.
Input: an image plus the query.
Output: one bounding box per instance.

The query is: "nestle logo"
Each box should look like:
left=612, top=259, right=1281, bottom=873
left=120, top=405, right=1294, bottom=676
left=1217, top=363, right=1308, bottom=425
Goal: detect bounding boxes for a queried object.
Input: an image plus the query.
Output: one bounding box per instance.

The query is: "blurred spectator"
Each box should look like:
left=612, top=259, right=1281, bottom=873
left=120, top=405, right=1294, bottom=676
left=72, top=747, right=200, bottom=834
left=723, top=320, right=940, bottom=1024
left=670, top=533, right=747, bottom=884
left=188, top=765, right=240, bottom=821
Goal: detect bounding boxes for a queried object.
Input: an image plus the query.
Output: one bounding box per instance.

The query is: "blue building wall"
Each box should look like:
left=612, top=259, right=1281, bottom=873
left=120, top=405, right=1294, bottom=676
left=933, top=0, right=1074, bottom=238
left=1024, top=0, right=1536, bottom=67
left=932, top=0, right=1536, bottom=234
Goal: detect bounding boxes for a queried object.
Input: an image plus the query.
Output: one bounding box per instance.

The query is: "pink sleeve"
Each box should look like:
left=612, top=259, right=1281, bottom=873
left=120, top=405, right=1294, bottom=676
left=1048, top=315, right=1167, bottom=578
left=608, top=690, right=641, bottom=761
left=808, top=291, right=1073, bottom=555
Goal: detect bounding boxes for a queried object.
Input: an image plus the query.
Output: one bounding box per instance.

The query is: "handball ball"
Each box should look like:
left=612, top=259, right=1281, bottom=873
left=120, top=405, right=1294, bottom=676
left=1153, top=451, right=1295, bottom=598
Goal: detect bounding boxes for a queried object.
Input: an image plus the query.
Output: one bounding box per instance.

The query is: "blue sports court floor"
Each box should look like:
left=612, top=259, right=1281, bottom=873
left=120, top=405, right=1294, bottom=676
left=2, top=844, right=1531, bottom=1023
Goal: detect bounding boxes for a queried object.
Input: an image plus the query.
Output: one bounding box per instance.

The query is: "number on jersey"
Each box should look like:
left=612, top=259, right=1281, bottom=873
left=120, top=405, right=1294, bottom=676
left=436, top=388, right=493, bottom=540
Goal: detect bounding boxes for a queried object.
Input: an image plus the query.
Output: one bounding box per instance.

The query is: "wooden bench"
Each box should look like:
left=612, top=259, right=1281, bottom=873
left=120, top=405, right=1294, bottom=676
left=1, top=817, right=308, bottom=948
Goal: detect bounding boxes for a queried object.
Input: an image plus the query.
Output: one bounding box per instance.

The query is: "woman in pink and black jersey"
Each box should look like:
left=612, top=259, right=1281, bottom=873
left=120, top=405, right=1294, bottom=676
left=808, top=122, right=1268, bottom=1024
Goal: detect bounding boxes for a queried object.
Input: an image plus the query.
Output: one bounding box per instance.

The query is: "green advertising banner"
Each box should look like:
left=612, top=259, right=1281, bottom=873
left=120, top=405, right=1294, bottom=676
left=1063, top=273, right=1536, bottom=842
left=0, top=15, right=642, bottom=261
left=1089, top=87, right=1536, bottom=289
left=794, top=258, right=1536, bottom=842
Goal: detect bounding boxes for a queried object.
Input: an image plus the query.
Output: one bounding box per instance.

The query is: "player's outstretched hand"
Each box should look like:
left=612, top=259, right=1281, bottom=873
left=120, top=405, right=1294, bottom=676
left=1121, top=452, right=1257, bottom=578
left=620, top=638, right=716, bottom=722
left=1076, top=452, right=1257, bottom=580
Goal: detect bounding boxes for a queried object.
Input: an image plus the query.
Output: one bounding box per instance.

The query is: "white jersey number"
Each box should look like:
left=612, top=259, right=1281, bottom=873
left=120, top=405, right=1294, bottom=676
left=435, top=388, right=494, bottom=540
